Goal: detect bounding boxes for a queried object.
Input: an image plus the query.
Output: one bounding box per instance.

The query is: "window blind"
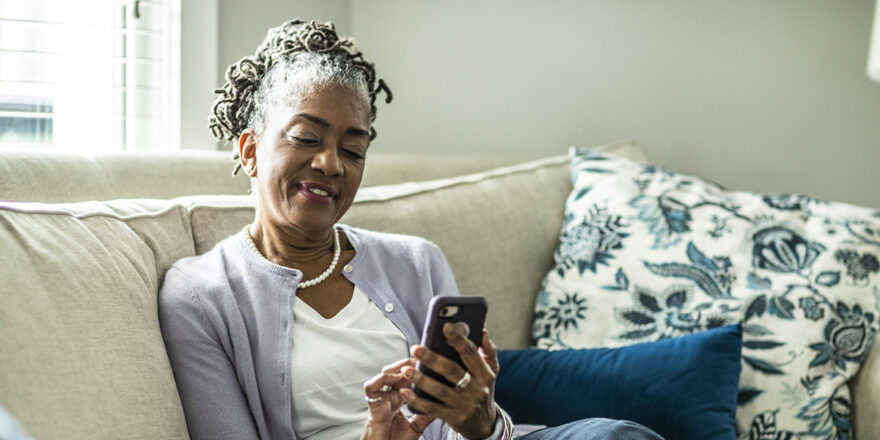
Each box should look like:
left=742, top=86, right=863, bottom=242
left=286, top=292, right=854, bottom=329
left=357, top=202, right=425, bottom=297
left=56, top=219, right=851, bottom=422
left=0, top=0, right=180, bottom=151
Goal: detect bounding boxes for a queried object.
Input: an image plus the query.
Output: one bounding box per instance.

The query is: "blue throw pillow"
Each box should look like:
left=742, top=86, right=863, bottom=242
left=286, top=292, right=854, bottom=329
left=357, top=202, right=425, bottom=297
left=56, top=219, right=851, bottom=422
left=496, top=324, right=742, bottom=440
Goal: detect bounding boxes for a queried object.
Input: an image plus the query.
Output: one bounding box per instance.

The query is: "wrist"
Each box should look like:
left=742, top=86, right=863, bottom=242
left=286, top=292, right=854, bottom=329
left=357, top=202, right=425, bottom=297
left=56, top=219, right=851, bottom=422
left=460, top=404, right=501, bottom=440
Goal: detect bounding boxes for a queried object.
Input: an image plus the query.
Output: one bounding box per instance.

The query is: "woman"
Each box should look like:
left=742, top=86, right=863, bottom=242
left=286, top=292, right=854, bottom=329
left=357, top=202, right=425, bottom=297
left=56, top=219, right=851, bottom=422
left=158, top=19, right=662, bottom=440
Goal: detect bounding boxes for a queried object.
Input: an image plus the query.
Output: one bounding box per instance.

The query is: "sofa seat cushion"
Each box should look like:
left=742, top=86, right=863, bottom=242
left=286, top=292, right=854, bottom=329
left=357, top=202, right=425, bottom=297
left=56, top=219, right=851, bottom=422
left=533, top=148, right=880, bottom=438
left=0, top=200, right=193, bottom=440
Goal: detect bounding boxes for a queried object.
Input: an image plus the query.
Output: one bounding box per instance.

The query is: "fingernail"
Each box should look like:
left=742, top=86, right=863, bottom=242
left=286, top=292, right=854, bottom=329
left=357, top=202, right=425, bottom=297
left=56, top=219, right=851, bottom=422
left=443, top=322, right=454, bottom=336
left=454, top=322, right=469, bottom=336
left=411, top=346, right=424, bottom=358
left=402, top=368, right=413, bottom=379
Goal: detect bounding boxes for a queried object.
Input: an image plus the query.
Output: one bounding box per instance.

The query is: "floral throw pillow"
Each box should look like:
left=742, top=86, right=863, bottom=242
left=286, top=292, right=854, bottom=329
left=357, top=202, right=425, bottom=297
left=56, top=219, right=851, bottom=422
left=532, top=147, right=880, bottom=439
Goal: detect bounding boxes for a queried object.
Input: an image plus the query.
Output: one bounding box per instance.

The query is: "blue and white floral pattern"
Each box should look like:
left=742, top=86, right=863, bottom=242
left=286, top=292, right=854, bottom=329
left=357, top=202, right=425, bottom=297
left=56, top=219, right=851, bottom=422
left=614, top=284, right=731, bottom=340
left=533, top=148, right=880, bottom=440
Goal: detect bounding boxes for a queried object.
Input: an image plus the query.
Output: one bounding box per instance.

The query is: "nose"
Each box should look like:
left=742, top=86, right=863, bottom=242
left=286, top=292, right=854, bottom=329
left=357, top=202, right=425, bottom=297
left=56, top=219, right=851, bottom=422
left=311, top=145, right=343, bottom=176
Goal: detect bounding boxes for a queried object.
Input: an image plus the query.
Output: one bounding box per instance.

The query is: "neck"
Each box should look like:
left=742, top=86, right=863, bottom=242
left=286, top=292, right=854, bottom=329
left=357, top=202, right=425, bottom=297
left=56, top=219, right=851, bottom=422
left=248, top=218, right=336, bottom=269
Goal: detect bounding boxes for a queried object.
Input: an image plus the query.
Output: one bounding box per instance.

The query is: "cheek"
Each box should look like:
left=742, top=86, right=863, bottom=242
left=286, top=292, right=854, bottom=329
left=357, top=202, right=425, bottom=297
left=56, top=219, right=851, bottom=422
left=346, top=171, right=364, bottom=194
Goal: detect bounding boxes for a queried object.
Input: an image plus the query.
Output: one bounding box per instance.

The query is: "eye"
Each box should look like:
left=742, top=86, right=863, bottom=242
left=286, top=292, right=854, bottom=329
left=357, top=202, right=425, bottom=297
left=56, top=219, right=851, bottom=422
left=343, top=148, right=365, bottom=160
left=289, top=135, right=318, bottom=145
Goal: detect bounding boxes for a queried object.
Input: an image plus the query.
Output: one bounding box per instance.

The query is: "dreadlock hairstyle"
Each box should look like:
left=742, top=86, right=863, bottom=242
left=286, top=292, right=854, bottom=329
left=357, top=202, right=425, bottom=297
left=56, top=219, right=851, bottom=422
left=209, top=19, right=392, bottom=175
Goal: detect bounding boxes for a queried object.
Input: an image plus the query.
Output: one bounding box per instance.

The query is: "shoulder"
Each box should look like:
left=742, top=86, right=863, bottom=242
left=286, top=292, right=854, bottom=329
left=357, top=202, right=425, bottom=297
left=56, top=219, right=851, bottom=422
left=342, top=225, right=448, bottom=269
left=344, top=225, right=443, bottom=256
left=159, top=234, right=239, bottom=310
left=163, top=239, right=228, bottom=287
left=343, top=225, right=457, bottom=290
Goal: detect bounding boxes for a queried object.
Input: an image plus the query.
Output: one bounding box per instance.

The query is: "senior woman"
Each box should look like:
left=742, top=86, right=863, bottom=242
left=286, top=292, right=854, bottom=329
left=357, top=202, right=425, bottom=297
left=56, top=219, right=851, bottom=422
left=158, top=20, right=662, bottom=440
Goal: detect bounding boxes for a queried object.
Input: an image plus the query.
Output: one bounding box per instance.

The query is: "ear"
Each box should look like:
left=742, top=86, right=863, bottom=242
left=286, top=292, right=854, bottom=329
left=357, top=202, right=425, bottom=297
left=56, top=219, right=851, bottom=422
left=238, top=129, right=258, bottom=177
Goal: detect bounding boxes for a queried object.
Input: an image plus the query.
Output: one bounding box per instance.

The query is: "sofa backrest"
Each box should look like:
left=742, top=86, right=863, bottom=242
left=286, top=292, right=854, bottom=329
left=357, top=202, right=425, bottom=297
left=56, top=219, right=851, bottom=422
left=0, top=148, right=546, bottom=203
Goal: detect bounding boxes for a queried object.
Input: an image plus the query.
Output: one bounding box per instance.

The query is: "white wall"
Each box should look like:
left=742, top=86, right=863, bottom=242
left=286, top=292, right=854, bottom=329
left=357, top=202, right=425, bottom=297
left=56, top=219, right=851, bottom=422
left=184, top=0, right=348, bottom=150
left=202, top=1, right=880, bottom=207
left=350, top=0, right=880, bottom=207
left=217, top=0, right=350, bottom=86
left=181, top=0, right=218, bottom=150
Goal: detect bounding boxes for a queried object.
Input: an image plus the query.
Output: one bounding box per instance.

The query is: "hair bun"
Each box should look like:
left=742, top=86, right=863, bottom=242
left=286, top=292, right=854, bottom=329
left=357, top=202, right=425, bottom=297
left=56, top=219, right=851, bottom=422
left=297, top=21, right=342, bottom=53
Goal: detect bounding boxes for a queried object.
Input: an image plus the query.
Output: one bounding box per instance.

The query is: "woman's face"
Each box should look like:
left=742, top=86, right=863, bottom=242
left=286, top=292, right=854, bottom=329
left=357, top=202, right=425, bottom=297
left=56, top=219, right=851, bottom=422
left=242, top=85, right=370, bottom=238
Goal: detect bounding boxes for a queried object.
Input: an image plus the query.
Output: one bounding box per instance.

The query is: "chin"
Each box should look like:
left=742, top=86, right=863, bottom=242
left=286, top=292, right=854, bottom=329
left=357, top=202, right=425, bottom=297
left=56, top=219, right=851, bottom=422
left=285, top=211, right=338, bottom=235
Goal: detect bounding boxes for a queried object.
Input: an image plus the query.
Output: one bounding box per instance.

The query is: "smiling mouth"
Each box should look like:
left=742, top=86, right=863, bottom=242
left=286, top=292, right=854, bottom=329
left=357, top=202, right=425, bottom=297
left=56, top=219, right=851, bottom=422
left=297, top=182, right=337, bottom=205
left=307, top=187, right=331, bottom=196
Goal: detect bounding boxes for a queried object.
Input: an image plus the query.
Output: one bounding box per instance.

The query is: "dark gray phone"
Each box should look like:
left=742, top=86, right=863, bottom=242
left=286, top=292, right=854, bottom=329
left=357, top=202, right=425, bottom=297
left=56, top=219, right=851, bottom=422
left=410, top=296, right=488, bottom=412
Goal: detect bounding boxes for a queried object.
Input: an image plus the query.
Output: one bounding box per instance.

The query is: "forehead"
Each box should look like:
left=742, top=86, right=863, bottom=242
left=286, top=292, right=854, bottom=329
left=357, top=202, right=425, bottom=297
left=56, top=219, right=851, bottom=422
left=273, top=84, right=369, bottom=128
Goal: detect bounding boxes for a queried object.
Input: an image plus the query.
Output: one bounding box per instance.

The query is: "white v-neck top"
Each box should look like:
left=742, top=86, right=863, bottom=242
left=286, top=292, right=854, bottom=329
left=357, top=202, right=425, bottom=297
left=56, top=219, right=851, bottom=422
left=290, top=286, right=410, bottom=440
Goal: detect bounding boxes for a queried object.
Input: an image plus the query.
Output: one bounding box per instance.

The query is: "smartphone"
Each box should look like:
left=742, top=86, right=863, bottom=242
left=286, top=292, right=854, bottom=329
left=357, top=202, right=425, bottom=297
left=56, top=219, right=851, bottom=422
left=410, top=296, right=488, bottom=411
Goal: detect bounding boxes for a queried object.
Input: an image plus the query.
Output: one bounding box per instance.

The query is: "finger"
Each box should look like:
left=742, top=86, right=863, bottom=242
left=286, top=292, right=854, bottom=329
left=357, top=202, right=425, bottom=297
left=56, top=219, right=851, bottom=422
left=364, top=377, right=406, bottom=423
left=380, top=389, right=405, bottom=411
left=442, top=322, right=492, bottom=379
left=400, top=387, right=453, bottom=420
left=407, top=413, right=437, bottom=434
left=381, top=357, right=417, bottom=374
left=411, top=345, right=467, bottom=387
left=403, top=365, right=465, bottom=407
left=363, top=388, right=394, bottom=423
left=479, top=328, right=500, bottom=376
left=364, top=371, right=408, bottom=396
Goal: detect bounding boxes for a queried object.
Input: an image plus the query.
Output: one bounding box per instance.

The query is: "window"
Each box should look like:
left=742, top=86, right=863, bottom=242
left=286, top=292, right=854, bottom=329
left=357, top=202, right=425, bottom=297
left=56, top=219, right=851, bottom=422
left=0, top=0, right=180, bottom=151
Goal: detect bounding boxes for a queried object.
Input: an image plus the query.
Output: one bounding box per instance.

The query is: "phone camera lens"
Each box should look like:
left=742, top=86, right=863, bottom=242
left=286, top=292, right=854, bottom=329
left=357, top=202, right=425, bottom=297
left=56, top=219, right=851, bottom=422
left=439, top=305, right=458, bottom=318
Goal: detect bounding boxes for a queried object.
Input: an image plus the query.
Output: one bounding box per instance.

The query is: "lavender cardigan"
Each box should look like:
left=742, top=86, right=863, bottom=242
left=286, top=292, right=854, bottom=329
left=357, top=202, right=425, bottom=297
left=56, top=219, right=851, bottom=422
left=158, top=225, right=464, bottom=440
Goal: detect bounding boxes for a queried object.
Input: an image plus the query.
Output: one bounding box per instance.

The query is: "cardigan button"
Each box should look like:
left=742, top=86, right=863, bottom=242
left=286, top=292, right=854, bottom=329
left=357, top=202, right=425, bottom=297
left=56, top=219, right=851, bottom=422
left=343, top=264, right=353, bottom=273
left=384, top=303, right=394, bottom=313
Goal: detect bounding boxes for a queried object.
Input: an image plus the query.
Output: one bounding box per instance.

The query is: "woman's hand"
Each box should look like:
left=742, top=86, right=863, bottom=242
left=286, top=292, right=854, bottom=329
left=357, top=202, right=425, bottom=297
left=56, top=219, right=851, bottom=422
left=361, top=358, right=436, bottom=440
left=400, top=324, right=500, bottom=440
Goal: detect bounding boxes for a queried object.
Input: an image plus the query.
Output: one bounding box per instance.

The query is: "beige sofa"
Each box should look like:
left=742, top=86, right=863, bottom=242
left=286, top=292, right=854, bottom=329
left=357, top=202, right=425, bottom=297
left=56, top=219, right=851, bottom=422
left=0, top=142, right=877, bottom=439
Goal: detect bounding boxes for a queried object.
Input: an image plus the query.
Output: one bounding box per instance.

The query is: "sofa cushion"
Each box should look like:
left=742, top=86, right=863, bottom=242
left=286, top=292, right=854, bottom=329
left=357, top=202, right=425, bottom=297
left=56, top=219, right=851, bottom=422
left=496, top=324, right=743, bottom=440
left=532, top=148, right=880, bottom=438
left=0, top=148, right=619, bottom=204
left=0, top=148, right=251, bottom=203
left=0, top=200, right=193, bottom=439
left=0, top=404, right=30, bottom=439
left=183, top=140, right=649, bottom=350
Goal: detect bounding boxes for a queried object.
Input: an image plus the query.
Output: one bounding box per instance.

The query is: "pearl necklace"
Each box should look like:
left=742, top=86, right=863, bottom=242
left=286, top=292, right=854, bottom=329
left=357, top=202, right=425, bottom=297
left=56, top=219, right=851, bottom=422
left=243, top=224, right=341, bottom=289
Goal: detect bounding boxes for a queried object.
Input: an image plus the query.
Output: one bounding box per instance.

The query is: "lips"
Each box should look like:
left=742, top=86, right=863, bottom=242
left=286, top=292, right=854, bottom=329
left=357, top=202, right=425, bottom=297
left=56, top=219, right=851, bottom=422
left=297, top=182, right=338, bottom=205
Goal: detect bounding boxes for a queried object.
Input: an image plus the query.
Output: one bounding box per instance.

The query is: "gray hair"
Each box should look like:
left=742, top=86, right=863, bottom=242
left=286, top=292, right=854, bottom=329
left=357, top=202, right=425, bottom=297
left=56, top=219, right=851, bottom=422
left=248, top=52, right=371, bottom=136
left=208, top=19, right=392, bottom=176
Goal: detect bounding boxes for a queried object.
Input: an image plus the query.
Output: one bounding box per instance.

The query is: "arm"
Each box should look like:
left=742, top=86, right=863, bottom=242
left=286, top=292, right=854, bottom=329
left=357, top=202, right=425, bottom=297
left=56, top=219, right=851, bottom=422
left=158, top=267, right=260, bottom=440
left=424, top=241, right=461, bottom=300
left=421, top=244, right=516, bottom=440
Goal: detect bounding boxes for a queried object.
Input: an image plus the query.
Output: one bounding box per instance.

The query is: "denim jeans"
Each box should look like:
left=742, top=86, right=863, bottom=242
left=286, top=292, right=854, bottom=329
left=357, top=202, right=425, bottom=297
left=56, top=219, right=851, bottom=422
left=516, top=418, right=664, bottom=440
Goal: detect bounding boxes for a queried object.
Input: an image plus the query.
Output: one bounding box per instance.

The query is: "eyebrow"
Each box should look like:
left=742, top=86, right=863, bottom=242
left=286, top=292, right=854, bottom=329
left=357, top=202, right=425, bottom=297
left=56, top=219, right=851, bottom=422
left=294, top=113, right=370, bottom=138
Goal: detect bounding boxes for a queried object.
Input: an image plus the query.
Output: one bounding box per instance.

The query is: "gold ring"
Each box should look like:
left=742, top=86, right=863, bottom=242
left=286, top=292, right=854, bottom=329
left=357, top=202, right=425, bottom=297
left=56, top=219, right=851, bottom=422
left=365, top=395, right=382, bottom=403
left=454, top=371, right=471, bottom=390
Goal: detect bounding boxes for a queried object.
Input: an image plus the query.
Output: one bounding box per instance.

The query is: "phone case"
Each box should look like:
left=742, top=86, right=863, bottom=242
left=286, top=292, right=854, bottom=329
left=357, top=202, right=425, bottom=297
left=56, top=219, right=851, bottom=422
left=411, top=296, right=488, bottom=408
